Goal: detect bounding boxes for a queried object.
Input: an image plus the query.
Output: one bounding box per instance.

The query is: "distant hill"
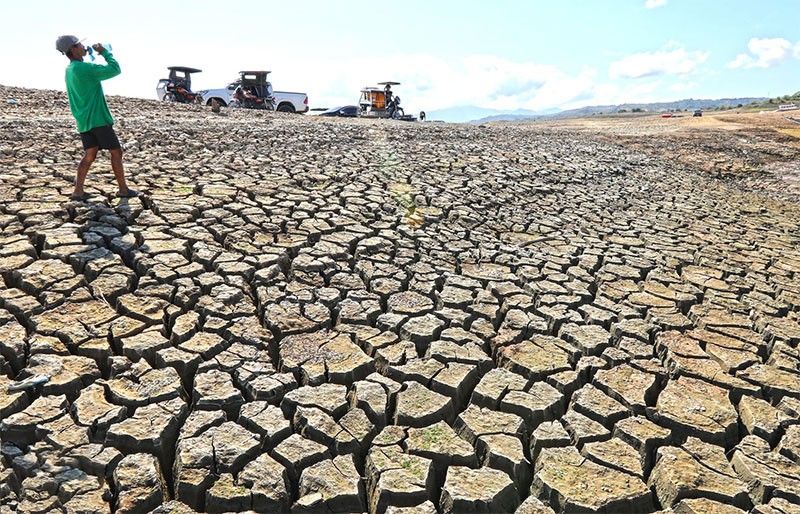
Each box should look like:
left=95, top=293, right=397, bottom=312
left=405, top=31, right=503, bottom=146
left=745, top=91, right=800, bottom=109
left=425, top=106, right=558, bottom=123
left=470, top=97, right=767, bottom=123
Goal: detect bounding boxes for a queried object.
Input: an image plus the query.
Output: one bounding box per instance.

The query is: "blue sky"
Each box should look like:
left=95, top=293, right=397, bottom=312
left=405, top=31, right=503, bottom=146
left=2, top=0, right=798, bottom=119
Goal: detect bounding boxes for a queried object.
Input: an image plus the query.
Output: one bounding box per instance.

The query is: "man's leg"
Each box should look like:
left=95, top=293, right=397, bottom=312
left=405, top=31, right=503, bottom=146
left=73, top=147, right=98, bottom=197
left=109, top=148, right=130, bottom=194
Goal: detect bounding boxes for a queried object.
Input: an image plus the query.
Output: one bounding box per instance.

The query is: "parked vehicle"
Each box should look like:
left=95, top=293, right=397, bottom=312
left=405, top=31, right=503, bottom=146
left=226, top=71, right=276, bottom=110
left=199, top=75, right=309, bottom=113
left=156, top=66, right=203, bottom=104
left=660, top=112, right=674, bottom=118
left=319, top=105, right=359, bottom=117
left=693, top=109, right=702, bottom=117
left=358, top=81, right=417, bottom=121
left=358, top=81, right=415, bottom=120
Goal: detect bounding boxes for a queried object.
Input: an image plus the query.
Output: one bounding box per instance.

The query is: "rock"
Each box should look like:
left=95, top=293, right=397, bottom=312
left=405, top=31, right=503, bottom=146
left=297, top=454, right=365, bottom=512
left=105, top=361, right=183, bottom=407
left=515, top=496, right=556, bottom=514
left=366, top=445, right=435, bottom=514
left=405, top=421, right=477, bottom=468
left=750, top=497, right=800, bottom=514
left=594, top=363, right=661, bottom=415
left=672, top=498, right=748, bottom=514
left=106, top=397, right=186, bottom=454
left=738, top=364, right=800, bottom=402
left=730, top=435, right=800, bottom=505
left=281, top=330, right=374, bottom=386
left=239, top=453, right=291, bottom=511
left=455, top=404, right=526, bottom=444
left=439, top=466, right=519, bottom=513
left=272, top=433, right=332, bottom=480
left=388, top=291, right=434, bottom=316
left=738, top=395, right=795, bottom=445
left=72, top=383, right=127, bottom=436
left=282, top=383, right=349, bottom=419
left=476, top=433, right=531, bottom=491
left=394, top=381, right=455, bottom=427
left=581, top=437, right=644, bottom=479
left=562, top=409, right=611, bottom=445
left=238, top=401, right=292, bottom=446
left=192, top=369, right=244, bottom=418
left=204, top=473, right=250, bottom=513
left=113, top=453, right=165, bottom=513
left=174, top=422, right=260, bottom=507
left=18, top=353, right=100, bottom=400
left=648, top=437, right=751, bottom=509
left=653, top=377, right=738, bottom=446
left=470, top=368, right=528, bottom=409
left=499, top=382, right=565, bottom=429
left=612, top=415, right=672, bottom=472
left=497, top=336, right=572, bottom=381
left=1, top=394, right=68, bottom=445
left=530, top=421, right=572, bottom=464
left=778, top=425, right=800, bottom=463
left=533, top=446, right=653, bottom=513
left=569, top=383, right=629, bottom=428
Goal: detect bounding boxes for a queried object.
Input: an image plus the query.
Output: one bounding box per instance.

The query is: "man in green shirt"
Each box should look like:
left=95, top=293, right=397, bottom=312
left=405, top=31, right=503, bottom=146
left=56, top=35, right=137, bottom=201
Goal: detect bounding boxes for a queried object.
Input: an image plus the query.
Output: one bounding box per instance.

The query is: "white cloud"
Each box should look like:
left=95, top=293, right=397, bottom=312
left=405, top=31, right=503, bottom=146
left=582, top=80, right=663, bottom=108
left=270, top=53, right=600, bottom=114
left=645, top=0, right=668, bottom=8
left=671, top=81, right=699, bottom=93
left=609, top=46, right=709, bottom=79
left=728, top=37, right=792, bottom=68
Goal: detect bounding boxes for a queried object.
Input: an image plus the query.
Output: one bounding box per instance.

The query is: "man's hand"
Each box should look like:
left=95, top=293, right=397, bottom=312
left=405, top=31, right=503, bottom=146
left=92, top=43, right=106, bottom=55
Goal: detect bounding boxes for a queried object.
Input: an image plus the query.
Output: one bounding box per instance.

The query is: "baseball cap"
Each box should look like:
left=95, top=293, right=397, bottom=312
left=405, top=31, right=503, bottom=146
left=56, top=35, right=81, bottom=54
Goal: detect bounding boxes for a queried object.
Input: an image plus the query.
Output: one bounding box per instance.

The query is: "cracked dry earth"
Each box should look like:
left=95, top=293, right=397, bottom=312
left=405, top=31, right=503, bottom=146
left=2, top=86, right=800, bottom=514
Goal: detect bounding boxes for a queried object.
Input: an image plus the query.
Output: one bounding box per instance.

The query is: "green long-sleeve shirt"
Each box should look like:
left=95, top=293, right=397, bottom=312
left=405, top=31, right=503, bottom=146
left=65, top=50, right=120, bottom=133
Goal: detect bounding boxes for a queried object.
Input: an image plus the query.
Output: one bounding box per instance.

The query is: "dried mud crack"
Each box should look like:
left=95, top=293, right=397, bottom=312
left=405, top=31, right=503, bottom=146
left=1, top=86, right=800, bottom=513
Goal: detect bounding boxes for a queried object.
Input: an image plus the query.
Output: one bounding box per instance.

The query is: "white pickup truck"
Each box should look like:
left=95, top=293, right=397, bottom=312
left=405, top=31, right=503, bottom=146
left=199, top=82, right=309, bottom=113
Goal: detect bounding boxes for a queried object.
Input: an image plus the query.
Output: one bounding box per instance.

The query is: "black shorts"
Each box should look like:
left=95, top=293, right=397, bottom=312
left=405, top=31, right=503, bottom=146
left=80, top=125, right=121, bottom=151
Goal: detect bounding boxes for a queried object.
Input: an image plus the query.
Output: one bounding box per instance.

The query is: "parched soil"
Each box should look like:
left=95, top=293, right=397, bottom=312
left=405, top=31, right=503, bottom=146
left=529, top=111, right=800, bottom=198
left=1, top=85, right=800, bottom=514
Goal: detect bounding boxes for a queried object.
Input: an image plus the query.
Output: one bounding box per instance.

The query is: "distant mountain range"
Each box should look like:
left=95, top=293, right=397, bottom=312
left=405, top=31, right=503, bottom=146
left=425, top=106, right=559, bottom=123
left=427, top=97, right=767, bottom=123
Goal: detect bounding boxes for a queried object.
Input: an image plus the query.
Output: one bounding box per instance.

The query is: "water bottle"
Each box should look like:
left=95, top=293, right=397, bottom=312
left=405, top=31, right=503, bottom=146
left=86, top=43, right=112, bottom=62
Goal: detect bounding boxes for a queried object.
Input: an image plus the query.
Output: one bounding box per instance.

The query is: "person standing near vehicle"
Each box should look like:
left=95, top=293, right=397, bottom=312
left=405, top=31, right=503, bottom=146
left=55, top=35, right=137, bottom=201
left=384, top=83, right=393, bottom=108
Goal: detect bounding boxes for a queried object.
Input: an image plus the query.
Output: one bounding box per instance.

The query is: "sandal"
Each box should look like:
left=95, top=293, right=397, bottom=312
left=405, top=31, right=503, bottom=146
left=69, top=192, right=90, bottom=201
left=116, top=188, right=139, bottom=198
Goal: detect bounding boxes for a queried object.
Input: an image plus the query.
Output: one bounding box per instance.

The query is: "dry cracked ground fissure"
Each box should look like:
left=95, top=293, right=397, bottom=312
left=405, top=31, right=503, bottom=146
left=1, top=85, right=800, bottom=514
